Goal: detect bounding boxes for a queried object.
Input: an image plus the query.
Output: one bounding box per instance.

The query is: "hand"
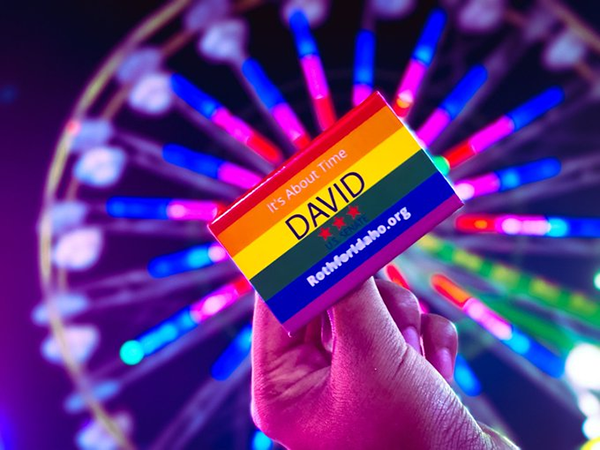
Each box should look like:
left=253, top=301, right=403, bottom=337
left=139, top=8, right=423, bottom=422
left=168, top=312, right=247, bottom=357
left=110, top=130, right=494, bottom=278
left=251, top=278, right=517, bottom=450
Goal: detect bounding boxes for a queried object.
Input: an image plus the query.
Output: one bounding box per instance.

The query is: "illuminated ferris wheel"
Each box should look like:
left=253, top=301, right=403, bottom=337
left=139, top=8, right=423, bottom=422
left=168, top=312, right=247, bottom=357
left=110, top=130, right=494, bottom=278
left=36, top=0, right=600, bottom=448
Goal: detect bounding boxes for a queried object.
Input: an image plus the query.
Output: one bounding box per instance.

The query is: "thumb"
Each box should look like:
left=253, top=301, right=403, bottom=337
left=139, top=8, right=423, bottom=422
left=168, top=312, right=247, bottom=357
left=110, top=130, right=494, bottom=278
left=328, top=277, right=406, bottom=375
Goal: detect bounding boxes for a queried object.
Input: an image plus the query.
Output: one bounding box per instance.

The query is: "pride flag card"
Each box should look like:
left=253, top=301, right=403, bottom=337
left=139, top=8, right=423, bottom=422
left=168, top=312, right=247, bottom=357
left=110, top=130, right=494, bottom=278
left=209, top=92, right=462, bottom=334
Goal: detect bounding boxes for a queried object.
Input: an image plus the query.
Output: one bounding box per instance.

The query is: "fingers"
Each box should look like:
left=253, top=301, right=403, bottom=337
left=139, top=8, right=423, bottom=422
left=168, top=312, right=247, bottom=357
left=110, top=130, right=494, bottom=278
left=328, top=278, right=404, bottom=372
left=421, top=313, right=458, bottom=381
left=375, top=279, right=422, bottom=354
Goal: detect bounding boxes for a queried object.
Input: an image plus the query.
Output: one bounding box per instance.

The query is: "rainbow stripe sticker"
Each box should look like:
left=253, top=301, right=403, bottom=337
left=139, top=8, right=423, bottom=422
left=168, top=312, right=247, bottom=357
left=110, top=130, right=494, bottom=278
left=209, top=92, right=463, bottom=334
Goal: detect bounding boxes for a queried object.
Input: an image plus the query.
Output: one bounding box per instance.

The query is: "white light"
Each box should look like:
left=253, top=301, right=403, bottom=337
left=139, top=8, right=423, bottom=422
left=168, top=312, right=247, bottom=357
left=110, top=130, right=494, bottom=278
left=184, top=0, right=230, bottom=32
left=454, top=182, right=475, bottom=201
left=116, top=47, right=163, bottom=85
left=32, top=293, right=88, bottom=325
left=41, top=325, right=99, bottom=365
left=70, top=119, right=114, bottom=152
left=579, top=392, right=600, bottom=417
left=52, top=227, right=103, bottom=271
left=283, top=0, right=331, bottom=26
left=593, top=272, right=600, bottom=291
left=584, top=416, right=600, bottom=440
left=198, top=18, right=248, bottom=64
left=49, top=201, right=88, bottom=234
left=76, top=412, right=132, bottom=450
left=543, top=29, right=587, bottom=71
left=566, top=344, right=600, bottom=390
left=457, top=0, right=506, bottom=34
left=128, top=72, right=174, bottom=115
left=370, top=0, right=415, bottom=20
left=74, top=146, right=126, bottom=188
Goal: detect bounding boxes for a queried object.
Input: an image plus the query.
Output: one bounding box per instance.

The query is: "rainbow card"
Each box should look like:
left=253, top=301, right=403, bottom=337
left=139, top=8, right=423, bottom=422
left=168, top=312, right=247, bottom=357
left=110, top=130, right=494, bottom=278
left=209, top=92, right=462, bottom=334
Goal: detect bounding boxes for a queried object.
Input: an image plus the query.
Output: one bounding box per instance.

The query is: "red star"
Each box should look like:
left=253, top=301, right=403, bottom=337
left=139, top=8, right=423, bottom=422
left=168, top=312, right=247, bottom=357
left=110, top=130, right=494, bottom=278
left=333, top=216, right=346, bottom=230
left=318, top=227, right=332, bottom=240
left=347, top=206, right=361, bottom=219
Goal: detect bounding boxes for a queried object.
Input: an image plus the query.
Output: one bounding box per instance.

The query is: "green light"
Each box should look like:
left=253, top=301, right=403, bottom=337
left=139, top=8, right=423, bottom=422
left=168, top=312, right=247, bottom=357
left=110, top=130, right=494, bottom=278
left=594, top=272, right=600, bottom=291
left=432, top=155, right=450, bottom=176
left=120, top=340, right=144, bottom=365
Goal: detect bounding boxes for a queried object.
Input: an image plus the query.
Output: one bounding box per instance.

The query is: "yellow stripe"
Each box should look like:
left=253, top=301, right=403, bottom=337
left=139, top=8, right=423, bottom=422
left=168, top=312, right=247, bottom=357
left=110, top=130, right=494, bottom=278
left=231, top=127, right=421, bottom=278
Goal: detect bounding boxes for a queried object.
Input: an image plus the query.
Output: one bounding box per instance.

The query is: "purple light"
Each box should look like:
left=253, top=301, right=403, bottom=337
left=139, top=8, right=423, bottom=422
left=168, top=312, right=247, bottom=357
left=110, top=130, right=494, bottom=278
left=468, top=116, right=515, bottom=154
left=454, top=173, right=501, bottom=201
left=271, top=103, right=311, bottom=148
left=464, top=298, right=513, bottom=340
left=217, top=162, right=262, bottom=189
left=416, top=108, right=451, bottom=147
left=352, top=84, right=373, bottom=107
left=166, top=200, right=221, bottom=221
left=394, top=59, right=427, bottom=118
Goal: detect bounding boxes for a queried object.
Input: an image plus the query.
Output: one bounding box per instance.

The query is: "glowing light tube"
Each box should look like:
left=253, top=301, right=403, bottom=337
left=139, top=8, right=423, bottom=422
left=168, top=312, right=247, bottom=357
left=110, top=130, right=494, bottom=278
left=106, top=197, right=222, bottom=221
left=442, top=87, right=564, bottom=170
left=119, top=277, right=251, bottom=365
left=454, top=355, right=482, bottom=396
left=353, top=29, right=375, bottom=106
left=455, top=214, right=600, bottom=238
left=431, top=274, right=564, bottom=377
left=454, top=158, right=561, bottom=201
left=288, top=10, right=336, bottom=130
left=383, top=262, right=429, bottom=313
left=241, top=58, right=311, bottom=149
left=417, top=65, right=487, bottom=147
left=147, top=243, right=228, bottom=278
left=171, top=74, right=283, bottom=164
left=393, top=8, right=446, bottom=118
left=161, top=143, right=262, bottom=189
left=211, top=325, right=252, bottom=380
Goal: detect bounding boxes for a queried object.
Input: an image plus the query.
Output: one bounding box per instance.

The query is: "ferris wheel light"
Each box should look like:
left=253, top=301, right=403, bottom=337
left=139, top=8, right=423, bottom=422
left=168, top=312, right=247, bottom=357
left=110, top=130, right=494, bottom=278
left=128, top=72, right=174, bottom=115
left=584, top=416, right=600, bottom=440
left=594, top=272, right=600, bottom=291
left=73, top=146, right=126, bottom=188
left=566, top=344, right=600, bottom=390
left=42, top=325, right=99, bottom=365
left=52, top=228, right=103, bottom=271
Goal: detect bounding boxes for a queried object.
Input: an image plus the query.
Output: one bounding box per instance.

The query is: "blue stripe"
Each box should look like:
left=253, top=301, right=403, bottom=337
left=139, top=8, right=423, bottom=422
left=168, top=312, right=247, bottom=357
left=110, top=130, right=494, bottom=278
left=354, top=29, right=375, bottom=86
left=289, top=10, right=319, bottom=57
left=413, top=8, right=446, bottom=65
left=241, top=58, right=285, bottom=109
left=266, top=173, right=455, bottom=322
left=170, top=74, right=220, bottom=118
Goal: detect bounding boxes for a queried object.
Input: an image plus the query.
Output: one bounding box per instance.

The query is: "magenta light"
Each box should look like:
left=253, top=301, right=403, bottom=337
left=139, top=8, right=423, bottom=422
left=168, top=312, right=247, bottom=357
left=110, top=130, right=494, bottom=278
left=497, top=215, right=550, bottom=236
left=416, top=108, right=451, bottom=147
left=394, top=59, right=427, bottom=118
left=271, top=103, right=311, bottom=149
left=190, top=277, right=252, bottom=323
left=207, top=243, right=228, bottom=263
left=300, top=55, right=336, bottom=130
left=454, top=173, right=501, bottom=201
left=464, top=298, right=513, bottom=340
left=211, top=108, right=253, bottom=143
left=352, top=84, right=373, bottom=107
left=468, top=115, right=515, bottom=154
left=217, top=162, right=262, bottom=189
left=166, top=200, right=221, bottom=221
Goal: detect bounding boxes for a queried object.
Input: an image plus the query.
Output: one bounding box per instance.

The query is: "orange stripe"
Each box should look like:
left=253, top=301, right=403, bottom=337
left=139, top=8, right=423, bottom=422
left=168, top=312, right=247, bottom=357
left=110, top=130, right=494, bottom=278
left=216, top=106, right=402, bottom=255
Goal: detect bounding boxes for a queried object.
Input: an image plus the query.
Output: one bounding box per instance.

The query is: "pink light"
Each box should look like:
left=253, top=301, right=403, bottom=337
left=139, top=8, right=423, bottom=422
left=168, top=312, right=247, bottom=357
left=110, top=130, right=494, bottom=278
left=497, top=215, right=550, bottom=236
left=271, top=103, right=311, bottom=149
left=454, top=173, right=501, bottom=201
left=207, top=243, right=228, bottom=263
left=190, top=277, right=252, bottom=323
left=352, top=84, right=372, bottom=107
left=300, top=55, right=337, bottom=128
left=166, top=200, right=221, bottom=221
left=467, top=116, right=514, bottom=154
left=211, top=108, right=282, bottom=164
left=217, top=162, right=262, bottom=189
left=464, top=298, right=513, bottom=340
left=416, top=108, right=451, bottom=147
left=393, top=59, right=427, bottom=118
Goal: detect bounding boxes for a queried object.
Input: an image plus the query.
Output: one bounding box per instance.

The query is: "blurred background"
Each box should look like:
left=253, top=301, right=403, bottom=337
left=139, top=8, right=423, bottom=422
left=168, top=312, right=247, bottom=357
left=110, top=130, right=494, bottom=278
left=1, top=0, right=600, bottom=448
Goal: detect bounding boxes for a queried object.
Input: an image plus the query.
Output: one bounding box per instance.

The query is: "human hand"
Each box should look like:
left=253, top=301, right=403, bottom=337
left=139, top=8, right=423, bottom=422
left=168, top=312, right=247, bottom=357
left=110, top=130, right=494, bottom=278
left=251, top=277, right=517, bottom=450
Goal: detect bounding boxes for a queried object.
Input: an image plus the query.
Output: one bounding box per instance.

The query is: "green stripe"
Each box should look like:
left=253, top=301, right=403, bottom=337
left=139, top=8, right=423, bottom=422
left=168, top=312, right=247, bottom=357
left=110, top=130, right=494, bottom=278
left=252, top=150, right=437, bottom=299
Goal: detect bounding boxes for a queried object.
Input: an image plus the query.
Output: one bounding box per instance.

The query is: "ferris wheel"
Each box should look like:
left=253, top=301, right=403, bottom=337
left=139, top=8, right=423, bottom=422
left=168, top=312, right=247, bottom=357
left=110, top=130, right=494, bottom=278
left=36, top=0, right=600, bottom=448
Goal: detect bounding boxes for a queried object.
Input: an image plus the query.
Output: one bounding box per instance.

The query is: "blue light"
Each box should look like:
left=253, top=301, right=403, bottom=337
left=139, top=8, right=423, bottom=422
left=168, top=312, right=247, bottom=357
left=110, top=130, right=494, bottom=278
left=289, top=10, right=318, bottom=58
left=252, top=430, right=273, bottom=450
left=454, top=355, right=482, bottom=396
left=170, top=74, right=220, bottom=118
left=547, top=218, right=570, bottom=237
left=503, top=329, right=530, bottom=355
left=241, top=58, right=285, bottom=109
left=497, top=158, right=561, bottom=191
left=354, top=29, right=375, bottom=86
left=504, top=329, right=564, bottom=377
left=106, top=197, right=169, bottom=219
left=121, top=309, right=197, bottom=364
left=507, top=87, right=564, bottom=131
left=211, top=325, right=252, bottom=380
left=148, top=245, right=215, bottom=278
left=162, top=143, right=223, bottom=179
left=413, top=8, right=446, bottom=65
left=441, top=65, right=487, bottom=119
left=561, top=218, right=600, bottom=238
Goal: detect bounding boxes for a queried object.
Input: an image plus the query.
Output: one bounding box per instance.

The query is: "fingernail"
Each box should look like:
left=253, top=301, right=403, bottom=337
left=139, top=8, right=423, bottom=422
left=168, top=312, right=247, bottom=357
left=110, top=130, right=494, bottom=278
left=435, top=348, right=454, bottom=380
left=402, top=326, right=422, bottom=354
